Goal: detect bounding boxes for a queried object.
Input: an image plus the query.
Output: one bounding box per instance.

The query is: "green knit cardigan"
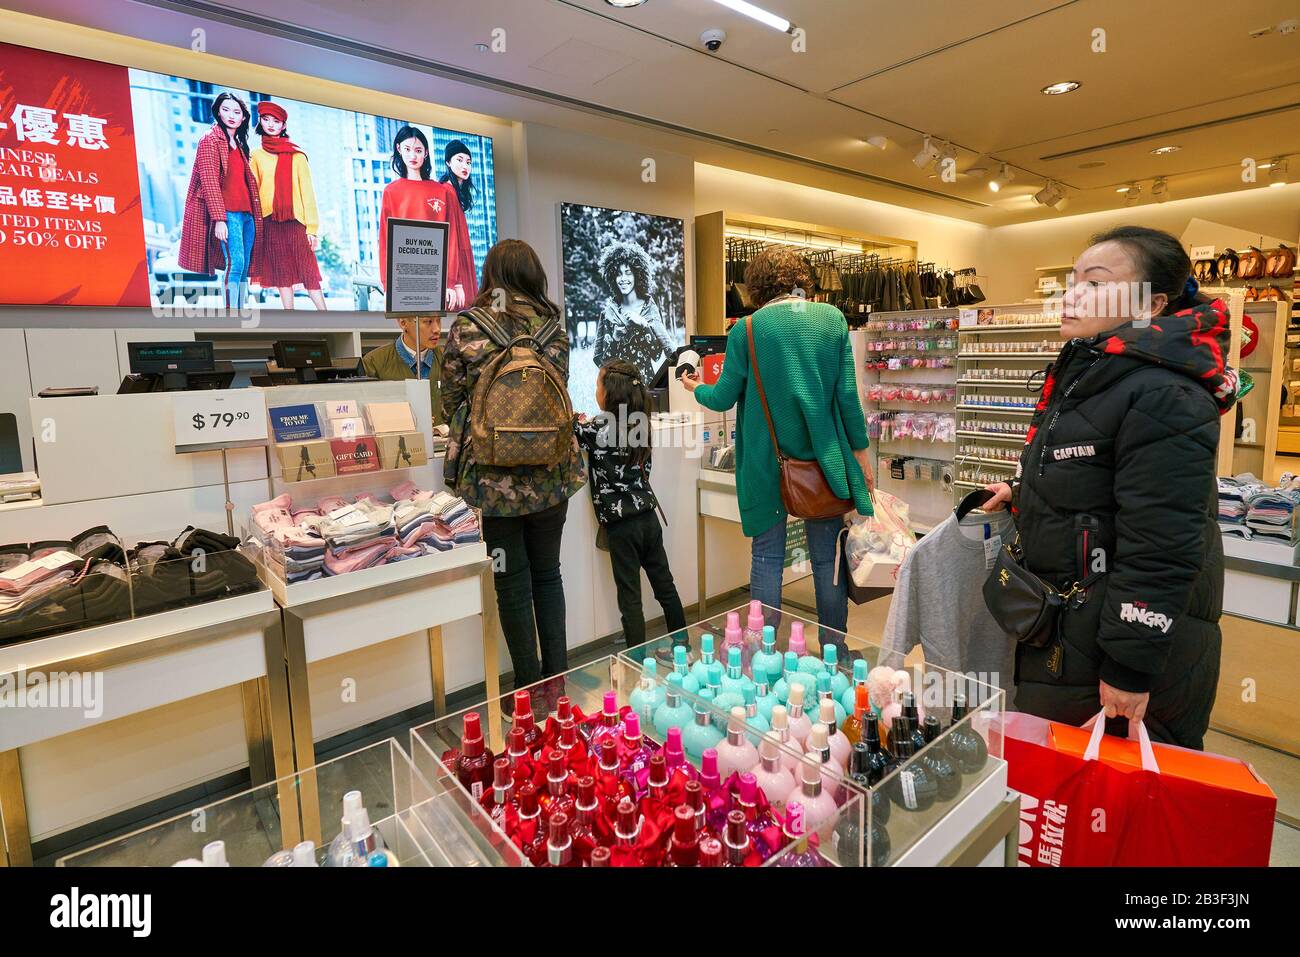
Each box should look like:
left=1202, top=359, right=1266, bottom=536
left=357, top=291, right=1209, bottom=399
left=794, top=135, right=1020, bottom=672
left=694, top=300, right=872, bottom=537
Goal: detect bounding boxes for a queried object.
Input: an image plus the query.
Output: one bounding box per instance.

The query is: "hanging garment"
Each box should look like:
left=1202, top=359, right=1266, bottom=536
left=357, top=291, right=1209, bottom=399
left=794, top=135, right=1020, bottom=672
left=908, top=268, right=924, bottom=312
left=881, top=507, right=1017, bottom=706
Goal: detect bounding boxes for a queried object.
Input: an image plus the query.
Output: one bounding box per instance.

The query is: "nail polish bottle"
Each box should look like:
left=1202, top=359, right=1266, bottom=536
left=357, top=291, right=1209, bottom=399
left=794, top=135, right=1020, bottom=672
left=819, top=697, right=851, bottom=770
left=786, top=684, right=813, bottom=749
left=721, top=609, right=745, bottom=662
left=791, top=621, right=825, bottom=676
left=539, top=748, right=576, bottom=824
left=947, top=693, right=989, bottom=775
left=751, top=732, right=796, bottom=811
left=774, top=801, right=828, bottom=868
left=589, top=845, right=611, bottom=867
left=662, top=726, right=698, bottom=783
left=795, top=752, right=840, bottom=830
left=841, top=658, right=869, bottom=717
left=671, top=643, right=701, bottom=695
left=733, top=771, right=780, bottom=860
left=714, top=706, right=760, bottom=779
left=512, top=690, right=545, bottom=760
left=921, top=714, right=962, bottom=802
left=768, top=704, right=804, bottom=773
left=612, top=798, right=644, bottom=866
left=720, top=646, right=754, bottom=698
left=646, top=752, right=671, bottom=804
left=842, top=684, right=869, bottom=745
left=750, top=624, right=784, bottom=688
left=698, top=748, right=722, bottom=794
left=506, top=726, right=531, bottom=778
left=628, top=657, right=665, bottom=725
left=698, top=837, right=724, bottom=868
left=596, top=737, right=634, bottom=805
left=752, top=662, right=781, bottom=726
left=682, top=688, right=724, bottom=760
left=588, top=690, right=622, bottom=755
left=816, top=671, right=848, bottom=728
left=723, top=808, right=753, bottom=866
left=805, top=722, right=844, bottom=798
left=742, top=683, right=770, bottom=732
left=744, top=600, right=766, bottom=645
left=454, top=711, right=494, bottom=802
left=889, top=723, right=938, bottom=813
left=822, top=641, right=850, bottom=699
left=570, top=776, right=600, bottom=865
left=485, top=757, right=516, bottom=829
left=515, top=783, right=546, bottom=865
left=544, top=812, right=576, bottom=867
left=666, top=804, right=700, bottom=867
left=689, top=634, right=717, bottom=687
left=653, top=672, right=695, bottom=739
left=618, top=712, right=656, bottom=797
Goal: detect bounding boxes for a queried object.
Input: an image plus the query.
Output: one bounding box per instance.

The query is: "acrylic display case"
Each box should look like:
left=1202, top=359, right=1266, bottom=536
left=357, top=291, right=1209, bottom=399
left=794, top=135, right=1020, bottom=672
left=619, top=602, right=1007, bottom=866
left=410, top=655, right=864, bottom=867
left=57, top=738, right=523, bottom=867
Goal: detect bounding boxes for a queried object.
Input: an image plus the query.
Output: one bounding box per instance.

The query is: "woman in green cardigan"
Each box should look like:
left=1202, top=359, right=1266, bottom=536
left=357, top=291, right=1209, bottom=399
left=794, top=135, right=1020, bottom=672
left=682, top=248, right=873, bottom=634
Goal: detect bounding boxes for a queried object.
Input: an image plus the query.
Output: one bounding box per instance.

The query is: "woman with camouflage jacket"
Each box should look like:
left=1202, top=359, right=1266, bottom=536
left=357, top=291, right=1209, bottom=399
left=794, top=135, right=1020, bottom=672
left=442, top=239, right=587, bottom=691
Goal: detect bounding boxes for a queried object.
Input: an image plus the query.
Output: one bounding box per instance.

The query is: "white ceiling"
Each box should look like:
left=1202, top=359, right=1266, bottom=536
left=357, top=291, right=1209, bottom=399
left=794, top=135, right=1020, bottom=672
left=9, top=0, right=1300, bottom=224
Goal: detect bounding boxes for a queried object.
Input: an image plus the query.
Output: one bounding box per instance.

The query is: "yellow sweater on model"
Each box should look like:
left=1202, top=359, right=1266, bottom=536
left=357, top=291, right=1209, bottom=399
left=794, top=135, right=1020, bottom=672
left=248, top=150, right=319, bottom=234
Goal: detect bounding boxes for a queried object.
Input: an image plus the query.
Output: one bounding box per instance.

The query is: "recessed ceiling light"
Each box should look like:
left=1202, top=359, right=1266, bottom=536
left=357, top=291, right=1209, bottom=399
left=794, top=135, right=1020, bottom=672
left=1150, top=145, right=1181, bottom=155
left=1078, top=161, right=1106, bottom=169
left=474, top=43, right=490, bottom=53
left=1040, top=81, right=1081, bottom=95
left=1124, top=185, right=1143, bottom=207
left=862, top=135, right=888, bottom=149
left=1152, top=176, right=1170, bottom=202
left=604, top=0, right=648, bottom=7
left=767, top=128, right=780, bottom=135
left=1269, top=158, right=1289, bottom=187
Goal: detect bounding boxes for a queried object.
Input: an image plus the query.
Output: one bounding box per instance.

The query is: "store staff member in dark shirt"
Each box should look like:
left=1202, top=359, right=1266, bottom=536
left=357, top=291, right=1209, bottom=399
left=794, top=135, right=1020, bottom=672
left=362, top=314, right=443, bottom=426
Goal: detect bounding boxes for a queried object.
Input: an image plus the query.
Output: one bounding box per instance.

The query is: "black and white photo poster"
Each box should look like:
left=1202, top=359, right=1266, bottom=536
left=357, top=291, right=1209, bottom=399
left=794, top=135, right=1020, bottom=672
left=559, top=203, right=686, bottom=414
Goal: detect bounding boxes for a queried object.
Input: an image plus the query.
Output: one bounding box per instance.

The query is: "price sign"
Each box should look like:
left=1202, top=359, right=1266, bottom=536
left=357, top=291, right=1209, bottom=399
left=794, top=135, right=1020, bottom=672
left=1037, top=276, right=1061, bottom=292
left=959, top=309, right=978, bottom=328
left=172, top=390, right=268, bottom=452
left=1190, top=245, right=1216, bottom=261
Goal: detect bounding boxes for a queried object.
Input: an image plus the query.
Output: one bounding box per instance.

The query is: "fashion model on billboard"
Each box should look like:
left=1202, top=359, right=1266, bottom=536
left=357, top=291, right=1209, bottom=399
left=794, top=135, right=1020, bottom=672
left=593, top=240, right=677, bottom=380
left=178, top=92, right=263, bottom=311
left=377, top=125, right=477, bottom=310
left=249, top=101, right=325, bottom=310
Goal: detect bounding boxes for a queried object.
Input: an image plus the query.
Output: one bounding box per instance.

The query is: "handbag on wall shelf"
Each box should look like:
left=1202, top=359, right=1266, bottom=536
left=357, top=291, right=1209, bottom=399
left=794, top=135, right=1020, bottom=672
left=1265, top=243, right=1295, bottom=278
left=1238, top=246, right=1267, bottom=280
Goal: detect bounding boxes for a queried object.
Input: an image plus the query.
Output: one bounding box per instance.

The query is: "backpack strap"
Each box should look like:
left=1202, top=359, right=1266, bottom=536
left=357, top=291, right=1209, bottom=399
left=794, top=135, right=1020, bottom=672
left=461, top=306, right=513, bottom=350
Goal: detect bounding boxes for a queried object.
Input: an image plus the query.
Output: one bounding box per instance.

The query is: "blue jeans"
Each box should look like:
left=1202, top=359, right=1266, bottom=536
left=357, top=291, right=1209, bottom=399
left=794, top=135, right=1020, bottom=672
left=220, top=211, right=255, bottom=311
left=750, top=516, right=849, bottom=645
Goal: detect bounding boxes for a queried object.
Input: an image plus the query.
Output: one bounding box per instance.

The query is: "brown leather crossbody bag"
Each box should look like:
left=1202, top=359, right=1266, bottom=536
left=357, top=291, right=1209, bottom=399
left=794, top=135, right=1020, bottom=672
left=1238, top=246, right=1267, bottom=280
left=746, top=313, right=853, bottom=521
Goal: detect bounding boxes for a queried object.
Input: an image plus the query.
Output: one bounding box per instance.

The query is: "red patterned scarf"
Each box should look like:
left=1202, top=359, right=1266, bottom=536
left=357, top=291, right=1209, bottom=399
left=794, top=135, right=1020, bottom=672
left=259, top=135, right=305, bottom=222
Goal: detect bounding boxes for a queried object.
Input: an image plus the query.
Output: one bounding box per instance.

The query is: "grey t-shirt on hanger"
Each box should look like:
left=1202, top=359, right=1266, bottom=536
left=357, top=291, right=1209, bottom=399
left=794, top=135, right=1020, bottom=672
left=882, top=509, right=1017, bottom=708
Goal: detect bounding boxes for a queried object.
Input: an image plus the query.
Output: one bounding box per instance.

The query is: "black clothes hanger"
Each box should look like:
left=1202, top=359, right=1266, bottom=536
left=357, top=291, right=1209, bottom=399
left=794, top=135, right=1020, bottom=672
left=955, top=488, right=996, bottom=520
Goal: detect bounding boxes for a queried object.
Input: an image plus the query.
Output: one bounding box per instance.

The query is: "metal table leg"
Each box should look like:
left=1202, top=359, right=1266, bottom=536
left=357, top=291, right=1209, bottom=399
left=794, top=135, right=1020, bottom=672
left=427, top=625, right=447, bottom=719
left=480, top=567, right=504, bottom=754
left=281, top=608, right=321, bottom=847
left=696, top=485, right=707, bottom=620
left=0, top=749, right=31, bottom=867
left=260, top=612, right=302, bottom=849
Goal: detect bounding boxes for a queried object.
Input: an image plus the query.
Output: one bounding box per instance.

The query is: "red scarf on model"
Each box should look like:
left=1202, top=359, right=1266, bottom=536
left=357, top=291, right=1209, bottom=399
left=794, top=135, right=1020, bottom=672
left=259, top=135, right=305, bottom=221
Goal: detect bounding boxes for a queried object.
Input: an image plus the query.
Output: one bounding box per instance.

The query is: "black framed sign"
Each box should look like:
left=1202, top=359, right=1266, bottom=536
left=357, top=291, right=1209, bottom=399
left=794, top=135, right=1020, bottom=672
left=384, top=218, right=449, bottom=315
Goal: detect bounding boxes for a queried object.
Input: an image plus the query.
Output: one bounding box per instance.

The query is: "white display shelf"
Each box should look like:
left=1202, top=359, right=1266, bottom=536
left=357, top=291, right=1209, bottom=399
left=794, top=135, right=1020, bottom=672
left=959, top=323, right=1061, bottom=333
left=955, top=432, right=1027, bottom=443
left=955, top=456, right=1018, bottom=469
left=0, top=587, right=274, bottom=677
left=957, top=379, right=1036, bottom=386
left=0, top=498, right=41, bottom=513
left=954, top=480, right=988, bottom=490
left=957, top=405, right=1036, bottom=415
left=259, top=541, right=487, bottom=608
left=958, top=352, right=1059, bottom=359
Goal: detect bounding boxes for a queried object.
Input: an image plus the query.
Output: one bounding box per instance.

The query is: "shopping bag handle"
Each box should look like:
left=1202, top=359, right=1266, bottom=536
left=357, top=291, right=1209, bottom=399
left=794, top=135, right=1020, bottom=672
left=1081, top=710, right=1160, bottom=773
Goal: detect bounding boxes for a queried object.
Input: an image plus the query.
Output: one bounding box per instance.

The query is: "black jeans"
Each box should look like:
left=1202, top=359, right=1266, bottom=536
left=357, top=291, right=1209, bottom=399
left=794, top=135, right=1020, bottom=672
left=482, top=500, right=569, bottom=687
left=606, top=510, right=686, bottom=648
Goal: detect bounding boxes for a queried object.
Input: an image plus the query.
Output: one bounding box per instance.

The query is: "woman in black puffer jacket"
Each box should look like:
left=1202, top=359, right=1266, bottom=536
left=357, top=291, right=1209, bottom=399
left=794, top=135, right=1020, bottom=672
left=984, top=226, right=1234, bottom=749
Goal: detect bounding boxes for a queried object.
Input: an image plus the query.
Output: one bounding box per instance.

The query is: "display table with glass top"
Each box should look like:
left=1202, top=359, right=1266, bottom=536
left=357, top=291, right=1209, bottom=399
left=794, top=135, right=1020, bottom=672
left=57, top=738, right=521, bottom=867
left=619, top=602, right=1015, bottom=866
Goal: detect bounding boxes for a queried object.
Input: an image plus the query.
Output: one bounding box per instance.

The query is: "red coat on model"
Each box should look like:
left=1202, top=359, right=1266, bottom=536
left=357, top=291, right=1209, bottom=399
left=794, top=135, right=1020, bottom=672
left=178, top=124, right=264, bottom=275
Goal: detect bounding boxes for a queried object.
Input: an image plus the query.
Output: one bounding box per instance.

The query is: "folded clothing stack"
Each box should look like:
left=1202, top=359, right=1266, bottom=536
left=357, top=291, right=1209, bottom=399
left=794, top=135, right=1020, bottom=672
left=1246, top=488, right=1300, bottom=543
left=1217, top=475, right=1266, bottom=538
left=0, top=524, right=256, bottom=646
left=250, top=482, right=480, bottom=583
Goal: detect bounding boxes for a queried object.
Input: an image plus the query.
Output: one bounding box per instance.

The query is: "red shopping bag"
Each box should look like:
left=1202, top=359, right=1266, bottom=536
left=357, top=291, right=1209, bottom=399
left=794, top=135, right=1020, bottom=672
left=993, top=711, right=1276, bottom=867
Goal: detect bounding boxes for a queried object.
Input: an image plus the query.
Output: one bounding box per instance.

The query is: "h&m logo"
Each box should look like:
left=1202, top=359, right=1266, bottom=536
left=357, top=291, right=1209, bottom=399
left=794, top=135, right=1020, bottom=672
left=1119, top=601, right=1173, bottom=633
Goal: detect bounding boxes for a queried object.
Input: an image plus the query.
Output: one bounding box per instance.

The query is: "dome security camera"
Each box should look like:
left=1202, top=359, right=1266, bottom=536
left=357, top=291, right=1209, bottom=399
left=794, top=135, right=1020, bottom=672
left=701, top=28, right=727, bottom=52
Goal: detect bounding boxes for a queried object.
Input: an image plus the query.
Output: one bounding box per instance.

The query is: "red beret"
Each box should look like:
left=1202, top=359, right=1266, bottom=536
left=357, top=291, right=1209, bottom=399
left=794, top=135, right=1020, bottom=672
left=257, top=101, right=288, bottom=123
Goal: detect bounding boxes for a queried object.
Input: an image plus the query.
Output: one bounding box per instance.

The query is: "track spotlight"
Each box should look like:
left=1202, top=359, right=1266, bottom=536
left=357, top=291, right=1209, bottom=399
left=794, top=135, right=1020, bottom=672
left=1152, top=176, right=1169, bottom=202
left=912, top=136, right=940, bottom=170
left=1033, top=180, right=1067, bottom=209
left=988, top=163, right=1015, bottom=192
left=1269, top=158, right=1289, bottom=187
